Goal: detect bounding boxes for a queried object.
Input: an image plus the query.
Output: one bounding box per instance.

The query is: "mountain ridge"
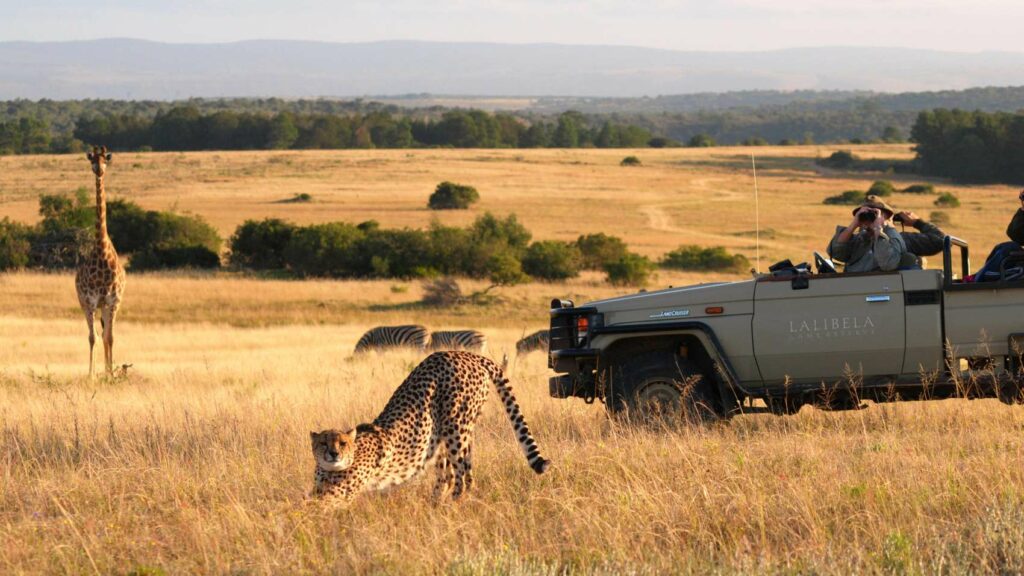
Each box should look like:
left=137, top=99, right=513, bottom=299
left=3, top=39, right=1024, bottom=99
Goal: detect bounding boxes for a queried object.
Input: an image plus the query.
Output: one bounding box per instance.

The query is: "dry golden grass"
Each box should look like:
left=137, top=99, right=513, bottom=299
left=2, top=144, right=1019, bottom=266
left=3, top=147, right=1024, bottom=574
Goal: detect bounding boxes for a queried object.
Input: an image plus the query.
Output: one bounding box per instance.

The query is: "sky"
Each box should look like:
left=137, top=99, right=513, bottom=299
left=1, top=0, right=1021, bottom=52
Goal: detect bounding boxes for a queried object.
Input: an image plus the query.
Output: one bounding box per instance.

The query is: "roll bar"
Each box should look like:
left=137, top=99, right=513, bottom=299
left=942, top=235, right=970, bottom=287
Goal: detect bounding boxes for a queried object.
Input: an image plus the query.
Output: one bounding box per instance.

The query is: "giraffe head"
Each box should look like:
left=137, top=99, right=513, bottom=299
left=86, top=146, right=112, bottom=177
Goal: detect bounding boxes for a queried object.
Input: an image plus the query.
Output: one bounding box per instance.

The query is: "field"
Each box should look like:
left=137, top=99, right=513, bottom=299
left=2, top=145, right=1024, bottom=574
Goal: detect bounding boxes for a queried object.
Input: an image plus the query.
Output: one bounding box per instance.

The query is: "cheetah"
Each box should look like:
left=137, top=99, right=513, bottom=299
left=311, top=351, right=549, bottom=502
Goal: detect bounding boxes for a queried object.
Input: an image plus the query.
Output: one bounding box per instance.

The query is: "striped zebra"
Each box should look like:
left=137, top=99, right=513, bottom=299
left=354, top=325, right=429, bottom=354
left=428, top=330, right=487, bottom=353
left=515, top=330, right=549, bottom=355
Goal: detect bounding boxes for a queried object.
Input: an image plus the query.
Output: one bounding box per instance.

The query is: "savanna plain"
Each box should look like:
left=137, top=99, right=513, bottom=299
left=2, top=146, right=1024, bottom=574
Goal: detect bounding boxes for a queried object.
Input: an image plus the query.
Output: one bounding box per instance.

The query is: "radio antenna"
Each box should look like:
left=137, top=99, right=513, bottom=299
left=751, top=153, right=761, bottom=274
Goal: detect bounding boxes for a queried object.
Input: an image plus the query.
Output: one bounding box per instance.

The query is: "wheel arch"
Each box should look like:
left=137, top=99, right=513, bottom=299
left=591, top=325, right=745, bottom=414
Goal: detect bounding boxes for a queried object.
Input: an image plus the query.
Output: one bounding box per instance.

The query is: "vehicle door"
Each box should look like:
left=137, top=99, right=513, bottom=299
left=752, top=273, right=906, bottom=385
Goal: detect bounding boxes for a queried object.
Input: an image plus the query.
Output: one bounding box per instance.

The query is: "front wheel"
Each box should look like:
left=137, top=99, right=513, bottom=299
left=603, top=351, right=722, bottom=424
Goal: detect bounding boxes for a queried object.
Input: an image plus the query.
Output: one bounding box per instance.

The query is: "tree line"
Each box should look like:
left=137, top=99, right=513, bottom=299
left=911, top=109, right=1024, bottom=184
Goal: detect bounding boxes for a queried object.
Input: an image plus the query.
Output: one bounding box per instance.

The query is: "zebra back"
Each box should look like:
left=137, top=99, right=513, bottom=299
left=428, top=330, right=487, bottom=352
left=354, top=325, right=429, bottom=353
left=516, top=330, right=549, bottom=355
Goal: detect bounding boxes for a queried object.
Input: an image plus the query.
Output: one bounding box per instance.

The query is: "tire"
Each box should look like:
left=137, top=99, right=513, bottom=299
left=603, top=350, right=721, bottom=424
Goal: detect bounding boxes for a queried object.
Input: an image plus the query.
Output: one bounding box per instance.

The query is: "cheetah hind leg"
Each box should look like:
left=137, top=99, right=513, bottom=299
left=432, top=454, right=454, bottom=502
left=454, top=440, right=474, bottom=497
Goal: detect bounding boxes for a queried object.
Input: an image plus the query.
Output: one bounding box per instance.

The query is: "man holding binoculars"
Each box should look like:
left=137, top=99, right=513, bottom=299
left=828, top=195, right=908, bottom=273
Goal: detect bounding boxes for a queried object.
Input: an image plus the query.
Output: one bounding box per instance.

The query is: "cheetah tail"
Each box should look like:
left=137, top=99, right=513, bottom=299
left=489, top=361, right=550, bottom=474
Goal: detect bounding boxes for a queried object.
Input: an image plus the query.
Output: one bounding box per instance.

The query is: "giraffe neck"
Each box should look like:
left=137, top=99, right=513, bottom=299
left=94, top=173, right=109, bottom=250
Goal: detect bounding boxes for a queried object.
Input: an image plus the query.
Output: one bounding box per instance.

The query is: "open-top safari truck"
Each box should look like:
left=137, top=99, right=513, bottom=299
left=548, top=237, right=1024, bottom=419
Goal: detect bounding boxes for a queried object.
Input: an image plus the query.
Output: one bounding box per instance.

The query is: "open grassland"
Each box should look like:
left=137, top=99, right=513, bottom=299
left=3, top=147, right=1024, bottom=574
left=1, top=144, right=1020, bottom=266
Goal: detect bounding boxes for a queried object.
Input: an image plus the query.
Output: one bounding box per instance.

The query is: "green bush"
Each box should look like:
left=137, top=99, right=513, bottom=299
left=604, top=253, right=654, bottom=286
left=741, top=137, right=768, bottom=146
left=902, top=184, right=935, bottom=195
left=661, top=245, right=750, bottom=272
left=823, top=190, right=866, bottom=205
left=576, top=233, right=628, bottom=270
left=687, top=134, right=716, bottom=148
left=282, top=222, right=364, bottom=277
left=428, top=181, right=480, bottom=210
left=934, top=192, right=961, bottom=208
left=522, top=241, right=582, bottom=280
left=353, top=228, right=434, bottom=278
left=485, top=250, right=528, bottom=286
left=867, top=180, right=896, bottom=197
left=818, top=150, right=856, bottom=169
left=0, top=218, right=32, bottom=270
left=129, top=246, right=220, bottom=271
left=620, top=156, right=642, bottom=166
left=32, top=189, right=94, bottom=268
left=229, top=218, right=298, bottom=269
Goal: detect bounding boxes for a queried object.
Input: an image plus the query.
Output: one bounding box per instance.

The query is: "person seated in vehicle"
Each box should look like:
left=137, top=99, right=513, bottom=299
left=969, top=190, right=1024, bottom=282
left=828, top=195, right=907, bottom=273
left=895, top=211, right=947, bottom=269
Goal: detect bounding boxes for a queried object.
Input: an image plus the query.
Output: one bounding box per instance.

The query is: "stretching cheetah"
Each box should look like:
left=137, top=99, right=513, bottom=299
left=311, top=351, right=549, bottom=502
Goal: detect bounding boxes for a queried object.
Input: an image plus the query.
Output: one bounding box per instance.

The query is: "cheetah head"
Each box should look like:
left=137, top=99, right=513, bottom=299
left=310, top=428, right=357, bottom=471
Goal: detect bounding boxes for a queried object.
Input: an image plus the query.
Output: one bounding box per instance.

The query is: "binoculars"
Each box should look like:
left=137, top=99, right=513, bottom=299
left=857, top=211, right=877, bottom=224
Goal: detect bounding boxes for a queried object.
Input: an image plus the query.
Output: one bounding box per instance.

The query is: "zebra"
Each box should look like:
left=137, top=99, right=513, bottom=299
left=515, top=330, right=549, bottom=355
left=428, top=330, right=487, bottom=353
left=354, top=325, right=429, bottom=354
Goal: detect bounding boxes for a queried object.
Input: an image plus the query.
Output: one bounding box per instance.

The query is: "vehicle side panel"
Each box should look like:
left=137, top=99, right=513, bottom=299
left=944, top=284, right=1024, bottom=359
left=753, top=273, right=906, bottom=384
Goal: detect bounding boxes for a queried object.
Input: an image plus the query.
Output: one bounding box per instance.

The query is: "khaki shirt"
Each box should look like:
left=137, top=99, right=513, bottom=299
left=828, top=225, right=907, bottom=273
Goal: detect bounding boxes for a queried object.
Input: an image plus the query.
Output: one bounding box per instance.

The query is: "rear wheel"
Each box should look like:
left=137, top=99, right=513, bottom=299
left=603, top=350, right=721, bottom=424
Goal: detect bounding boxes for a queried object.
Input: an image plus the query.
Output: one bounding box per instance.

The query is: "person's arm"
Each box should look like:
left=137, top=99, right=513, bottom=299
left=829, top=214, right=865, bottom=262
left=873, top=226, right=907, bottom=271
left=1008, top=207, right=1024, bottom=246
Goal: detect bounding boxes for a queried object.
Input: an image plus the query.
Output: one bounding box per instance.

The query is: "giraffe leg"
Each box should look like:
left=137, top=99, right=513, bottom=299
left=101, top=307, right=115, bottom=375
left=84, top=308, right=96, bottom=377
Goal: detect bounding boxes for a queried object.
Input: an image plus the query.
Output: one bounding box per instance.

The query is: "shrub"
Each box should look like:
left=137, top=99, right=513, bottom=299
left=741, top=137, right=768, bottom=146
left=867, top=180, right=896, bottom=197
left=284, top=193, right=312, bottom=203
left=32, top=189, right=95, bottom=268
left=687, top=134, right=716, bottom=148
left=229, top=218, right=298, bottom=269
left=282, top=222, right=364, bottom=277
left=620, top=156, right=642, bottom=166
left=521, top=241, right=582, bottom=280
left=421, top=277, right=464, bottom=307
left=0, top=218, right=32, bottom=270
left=353, top=228, right=434, bottom=278
left=647, top=137, right=680, bottom=148
left=903, top=184, right=935, bottom=195
left=823, top=190, right=866, bottom=205
left=485, top=250, right=528, bottom=286
left=428, top=181, right=479, bottom=210
left=576, top=233, right=629, bottom=270
left=106, top=199, right=155, bottom=253
left=934, top=192, right=961, bottom=208
left=604, top=253, right=654, bottom=286
left=129, top=246, right=220, bottom=271
left=661, top=245, right=750, bottom=272
left=817, top=150, right=856, bottom=169
left=930, top=211, right=951, bottom=225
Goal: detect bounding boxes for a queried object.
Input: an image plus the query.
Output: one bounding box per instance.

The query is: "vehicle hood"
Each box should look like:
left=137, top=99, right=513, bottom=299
left=587, top=280, right=756, bottom=326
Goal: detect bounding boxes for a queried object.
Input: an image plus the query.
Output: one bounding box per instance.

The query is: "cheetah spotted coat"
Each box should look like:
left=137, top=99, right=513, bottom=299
left=312, top=351, right=549, bottom=502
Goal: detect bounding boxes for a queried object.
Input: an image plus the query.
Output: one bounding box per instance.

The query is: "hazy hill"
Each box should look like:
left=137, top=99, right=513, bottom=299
left=3, top=39, right=1024, bottom=99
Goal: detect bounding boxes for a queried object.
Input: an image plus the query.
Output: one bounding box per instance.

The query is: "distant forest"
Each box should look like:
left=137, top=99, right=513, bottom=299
left=1, top=87, right=1023, bottom=167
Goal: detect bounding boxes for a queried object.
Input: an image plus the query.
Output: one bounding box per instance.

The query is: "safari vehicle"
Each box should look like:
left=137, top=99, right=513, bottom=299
left=548, top=238, right=1024, bottom=418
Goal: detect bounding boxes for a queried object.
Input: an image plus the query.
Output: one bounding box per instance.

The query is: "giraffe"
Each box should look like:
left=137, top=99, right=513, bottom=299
left=75, top=146, right=126, bottom=376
